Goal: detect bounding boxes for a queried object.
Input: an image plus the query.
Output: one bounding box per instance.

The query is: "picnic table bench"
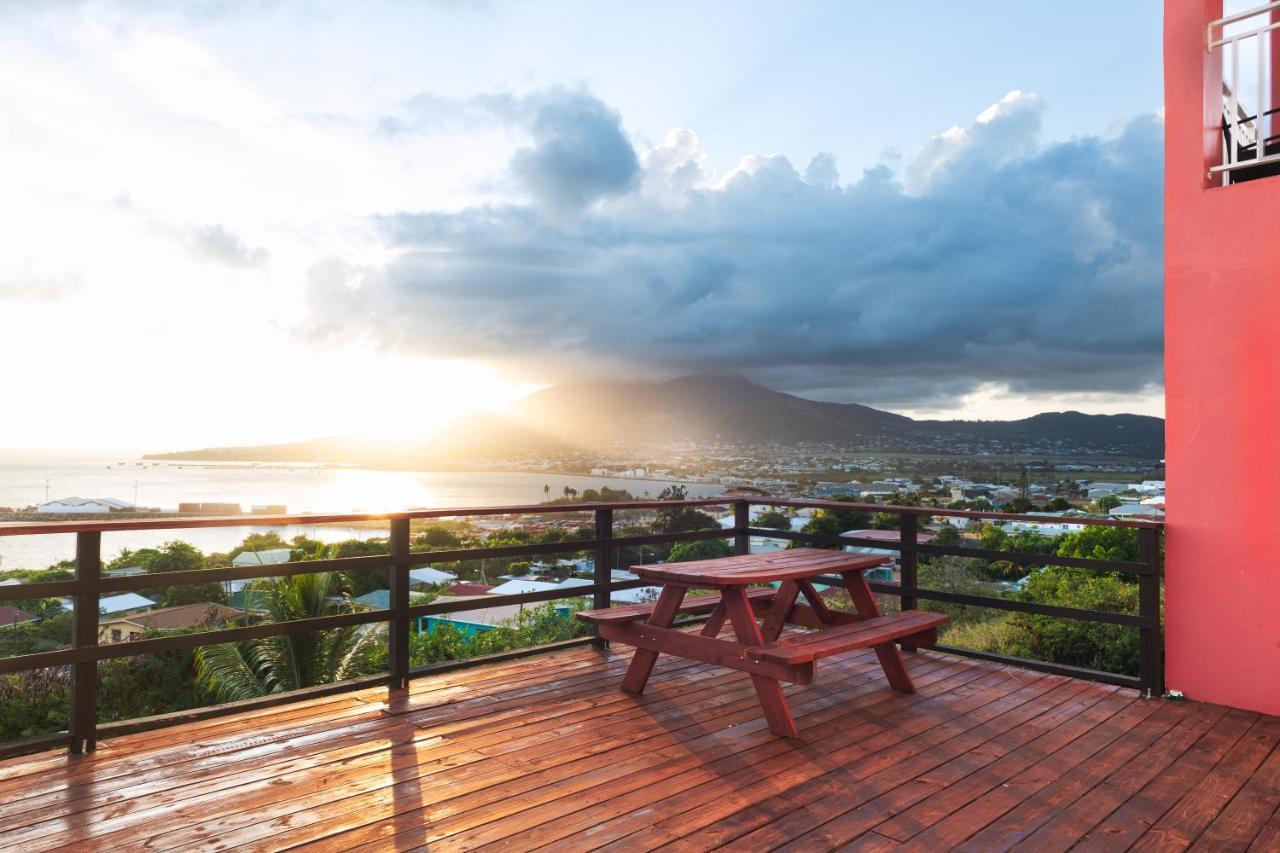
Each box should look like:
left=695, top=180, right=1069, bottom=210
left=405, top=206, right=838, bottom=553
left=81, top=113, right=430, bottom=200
left=577, top=548, right=949, bottom=737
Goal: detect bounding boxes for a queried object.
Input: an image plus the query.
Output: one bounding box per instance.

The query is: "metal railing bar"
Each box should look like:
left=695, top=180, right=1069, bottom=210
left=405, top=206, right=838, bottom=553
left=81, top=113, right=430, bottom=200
left=0, top=499, right=735, bottom=538
left=929, top=644, right=1142, bottom=689
left=744, top=527, right=1153, bottom=575
left=752, top=498, right=1163, bottom=529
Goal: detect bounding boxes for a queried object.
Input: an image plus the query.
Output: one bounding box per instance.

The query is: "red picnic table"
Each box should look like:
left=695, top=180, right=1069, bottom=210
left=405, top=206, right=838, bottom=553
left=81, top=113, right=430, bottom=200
left=577, top=547, right=950, bottom=738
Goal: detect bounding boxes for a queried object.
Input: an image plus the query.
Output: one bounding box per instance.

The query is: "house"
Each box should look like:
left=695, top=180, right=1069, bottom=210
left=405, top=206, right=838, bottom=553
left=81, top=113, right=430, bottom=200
left=408, top=567, right=456, bottom=587
left=610, top=585, right=663, bottom=604
left=229, top=587, right=271, bottom=613
left=98, top=603, right=242, bottom=644
left=355, top=589, right=391, bottom=610
left=0, top=605, right=38, bottom=628
left=418, top=596, right=572, bottom=637
left=231, top=549, right=293, bottom=567
left=555, top=577, right=593, bottom=590
left=36, top=497, right=134, bottom=514
left=841, top=529, right=937, bottom=582
left=486, top=579, right=561, bottom=596
left=105, top=565, right=146, bottom=578
left=1003, top=513, right=1086, bottom=535
left=98, top=593, right=156, bottom=617
left=442, top=583, right=493, bottom=596
left=1109, top=504, right=1165, bottom=521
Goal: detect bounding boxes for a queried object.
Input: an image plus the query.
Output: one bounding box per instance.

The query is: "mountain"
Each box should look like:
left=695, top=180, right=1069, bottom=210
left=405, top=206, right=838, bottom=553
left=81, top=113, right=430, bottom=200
left=147, top=375, right=1165, bottom=463
left=513, top=375, right=1165, bottom=455
left=515, top=375, right=914, bottom=445
left=144, top=414, right=563, bottom=467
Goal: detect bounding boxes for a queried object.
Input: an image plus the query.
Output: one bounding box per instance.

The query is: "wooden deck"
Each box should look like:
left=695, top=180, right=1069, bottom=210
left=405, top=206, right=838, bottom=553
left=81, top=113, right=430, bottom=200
left=1, top=643, right=1278, bottom=851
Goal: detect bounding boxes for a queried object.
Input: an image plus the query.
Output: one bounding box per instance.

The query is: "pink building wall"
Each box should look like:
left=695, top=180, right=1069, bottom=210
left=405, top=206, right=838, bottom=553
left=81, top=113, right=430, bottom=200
left=1164, top=0, right=1280, bottom=714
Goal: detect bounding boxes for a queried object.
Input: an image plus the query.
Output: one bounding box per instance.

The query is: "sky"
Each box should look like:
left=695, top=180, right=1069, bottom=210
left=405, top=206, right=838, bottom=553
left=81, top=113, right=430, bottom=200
left=0, top=0, right=1167, bottom=451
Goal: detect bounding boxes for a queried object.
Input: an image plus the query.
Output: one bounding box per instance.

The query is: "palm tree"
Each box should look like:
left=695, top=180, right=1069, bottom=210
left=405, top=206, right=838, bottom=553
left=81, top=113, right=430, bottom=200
left=194, top=572, right=379, bottom=703
left=543, top=484, right=550, bottom=500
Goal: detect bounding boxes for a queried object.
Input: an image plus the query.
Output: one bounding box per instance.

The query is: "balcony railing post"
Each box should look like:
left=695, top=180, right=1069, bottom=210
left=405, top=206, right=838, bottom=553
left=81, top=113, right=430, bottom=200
left=593, top=508, right=613, bottom=647
left=734, top=500, right=751, bottom=555
left=1137, top=526, right=1163, bottom=698
left=899, top=511, right=918, bottom=612
left=70, top=531, right=101, bottom=754
left=388, top=517, right=411, bottom=691
left=899, top=511, right=920, bottom=652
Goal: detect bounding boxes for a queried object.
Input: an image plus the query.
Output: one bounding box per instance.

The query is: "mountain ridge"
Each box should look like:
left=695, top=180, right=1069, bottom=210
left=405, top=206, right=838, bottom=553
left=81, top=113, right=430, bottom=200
left=146, top=375, right=1164, bottom=462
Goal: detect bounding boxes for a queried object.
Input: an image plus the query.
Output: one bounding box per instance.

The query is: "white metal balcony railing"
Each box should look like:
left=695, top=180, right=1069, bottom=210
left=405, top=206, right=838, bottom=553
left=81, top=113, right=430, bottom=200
left=1209, top=1, right=1280, bottom=182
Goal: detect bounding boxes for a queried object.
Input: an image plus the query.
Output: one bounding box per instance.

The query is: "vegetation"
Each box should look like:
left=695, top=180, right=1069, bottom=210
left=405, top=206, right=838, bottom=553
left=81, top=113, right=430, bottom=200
left=193, top=573, right=381, bottom=703
left=408, top=603, right=587, bottom=667
left=797, top=493, right=872, bottom=546
left=0, top=500, right=1157, bottom=744
left=668, top=539, right=734, bottom=563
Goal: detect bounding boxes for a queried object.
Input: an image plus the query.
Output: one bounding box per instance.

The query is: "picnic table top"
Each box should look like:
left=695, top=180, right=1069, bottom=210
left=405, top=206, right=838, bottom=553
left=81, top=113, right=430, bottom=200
left=630, top=547, right=891, bottom=587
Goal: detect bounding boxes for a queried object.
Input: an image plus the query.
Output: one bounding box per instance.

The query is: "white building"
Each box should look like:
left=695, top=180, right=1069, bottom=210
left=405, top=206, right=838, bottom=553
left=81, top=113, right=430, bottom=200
left=37, top=497, right=134, bottom=514
left=98, top=593, right=156, bottom=617
left=1003, top=513, right=1086, bottom=535
left=408, top=567, right=456, bottom=587
left=486, top=579, right=561, bottom=596
left=231, top=549, right=293, bottom=567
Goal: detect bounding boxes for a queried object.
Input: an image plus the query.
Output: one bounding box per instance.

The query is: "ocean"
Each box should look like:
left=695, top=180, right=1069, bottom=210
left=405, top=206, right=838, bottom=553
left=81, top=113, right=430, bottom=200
left=0, top=451, right=725, bottom=572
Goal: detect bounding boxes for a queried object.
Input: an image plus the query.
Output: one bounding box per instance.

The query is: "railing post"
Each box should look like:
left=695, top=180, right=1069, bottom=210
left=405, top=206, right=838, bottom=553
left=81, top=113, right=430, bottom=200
left=70, top=531, right=100, bottom=754
left=899, top=511, right=918, bottom=612
left=388, top=517, right=411, bottom=691
left=593, top=508, right=613, bottom=647
left=1137, top=526, right=1163, bottom=698
left=734, top=500, right=750, bottom=556
left=898, top=511, right=919, bottom=651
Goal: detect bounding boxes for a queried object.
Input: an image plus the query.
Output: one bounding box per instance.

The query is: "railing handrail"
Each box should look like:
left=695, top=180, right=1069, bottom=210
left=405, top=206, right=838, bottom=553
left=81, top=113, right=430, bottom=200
left=0, top=495, right=1162, bottom=538
left=0, top=498, right=733, bottom=537
left=1209, top=1, right=1280, bottom=49
left=1208, top=2, right=1279, bottom=180
left=0, top=496, right=1164, bottom=757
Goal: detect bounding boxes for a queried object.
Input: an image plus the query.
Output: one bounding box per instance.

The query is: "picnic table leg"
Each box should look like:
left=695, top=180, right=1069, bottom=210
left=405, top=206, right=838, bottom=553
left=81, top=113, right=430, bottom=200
left=620, top=584, right=687, bottom=694
left=700, top=600, right=728, bottom=637
left=841, top=570, right=915, bottom=693
left=760, top=580, right=800, bottom=642
left=796, top=578, right=837, bottom=625
left=722, top=585, right=799, bottom=738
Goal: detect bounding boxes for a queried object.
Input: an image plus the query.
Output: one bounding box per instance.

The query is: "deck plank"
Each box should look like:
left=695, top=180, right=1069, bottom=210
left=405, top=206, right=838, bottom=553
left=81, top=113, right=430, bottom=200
left=0, top=644, right=1275, bottom=852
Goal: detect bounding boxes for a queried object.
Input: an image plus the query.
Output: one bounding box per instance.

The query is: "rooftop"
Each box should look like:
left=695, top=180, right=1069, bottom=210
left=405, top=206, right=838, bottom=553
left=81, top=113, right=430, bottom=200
left=2, top=643, right=1275, bottom=849
left=101, top=602, right=243, bottom=630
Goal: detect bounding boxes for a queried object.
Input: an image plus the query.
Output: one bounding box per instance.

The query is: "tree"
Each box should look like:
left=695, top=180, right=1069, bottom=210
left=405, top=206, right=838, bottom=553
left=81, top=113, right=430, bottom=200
left=1018, top=467, right=1031, bottom=503
left=228, top=532, right=289, bottom=563
left=1056, top=526, right=1139, bottom=563
left=1043, top=497, right=1072, bottom=512
left=543, top=484, right=551, bottom=500
left=125, top=541, right=226, bottom=608
left=933, top=523, right=962, bottom=546
left=326, top=538, right=392, bottom=596
left=1095, top=494, right=1123, bottom=512
left=414, top=525, right=462, bottom=550
left=668, top=539, right=733, bottom=563
left=754, top=509, right=792, bottom=531
left=652, top=485, right=719, bottom=535
left=977, top=523, right=1010, bottom=551
left=193, top=573, right=379, bottom=703
left=799, top=493, right=873, bottom=548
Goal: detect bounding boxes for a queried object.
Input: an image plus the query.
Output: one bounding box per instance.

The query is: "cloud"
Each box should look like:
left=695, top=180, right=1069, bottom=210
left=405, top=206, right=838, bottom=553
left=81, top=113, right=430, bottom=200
left=508, top=91, right=638, bottom=212
left=301, top=91, right=1163, bottom=410
left=185, top=223, right=269, bottom=268
left=380, top=87, right=639, bottom=213
left=0, top=271, right=82, bottom=302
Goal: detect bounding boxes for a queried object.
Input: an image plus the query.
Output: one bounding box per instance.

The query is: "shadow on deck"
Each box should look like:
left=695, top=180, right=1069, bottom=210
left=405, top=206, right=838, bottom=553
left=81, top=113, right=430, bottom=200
left=0, top=645, right=1277, bottom=851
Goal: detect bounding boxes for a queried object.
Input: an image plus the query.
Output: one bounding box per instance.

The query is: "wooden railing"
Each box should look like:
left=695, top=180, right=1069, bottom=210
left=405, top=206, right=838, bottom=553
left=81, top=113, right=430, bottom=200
left=0, top=498, right=1163, bottom=757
